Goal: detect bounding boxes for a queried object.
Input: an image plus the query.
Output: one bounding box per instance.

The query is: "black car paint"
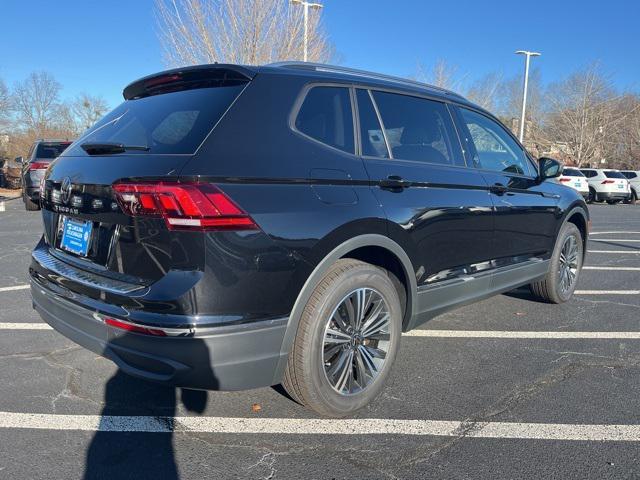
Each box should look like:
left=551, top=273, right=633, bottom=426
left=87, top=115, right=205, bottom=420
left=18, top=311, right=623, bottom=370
left=30, top=63, right=589, bottom=390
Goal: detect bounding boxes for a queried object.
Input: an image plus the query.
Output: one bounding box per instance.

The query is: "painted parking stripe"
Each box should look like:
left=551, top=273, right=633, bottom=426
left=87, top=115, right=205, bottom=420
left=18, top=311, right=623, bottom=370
left=590, top=239, right=640, bottom=243
left=583, top=266, right=640, bottom=271
left=0, top=285, right=29, bottom=293
left=406, top=330, right=640, bottom=339
left=590, top=231, right=640, bottom=235
left=0, top=323, right=52, bottom=330
left=5, top=323, right=640, bottom=340
left=1, top=411, right=640, bottom=441
left=575, top=290, right=640, bottom=295
left=589, top=250, right=640, bottom=254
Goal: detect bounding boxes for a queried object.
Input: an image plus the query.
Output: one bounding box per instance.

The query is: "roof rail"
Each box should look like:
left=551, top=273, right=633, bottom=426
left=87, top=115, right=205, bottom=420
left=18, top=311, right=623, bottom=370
left=267, top=61, right=465, bottom=99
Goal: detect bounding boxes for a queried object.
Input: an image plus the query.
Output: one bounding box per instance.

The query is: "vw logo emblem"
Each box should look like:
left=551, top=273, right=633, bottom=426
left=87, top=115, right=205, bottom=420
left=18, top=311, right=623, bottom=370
left=60, top=177, right=73, bottom=204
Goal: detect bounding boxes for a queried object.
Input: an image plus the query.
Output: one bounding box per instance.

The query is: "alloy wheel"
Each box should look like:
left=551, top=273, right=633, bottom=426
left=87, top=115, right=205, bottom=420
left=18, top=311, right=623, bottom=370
left=558, top=235, right=579, bottom=294
left=322, top=288, right=391, bottom=395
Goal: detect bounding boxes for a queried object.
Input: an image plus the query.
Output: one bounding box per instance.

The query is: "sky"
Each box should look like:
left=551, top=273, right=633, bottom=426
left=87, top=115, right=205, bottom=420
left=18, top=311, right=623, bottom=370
left=1, top=0, right=638, bottom=109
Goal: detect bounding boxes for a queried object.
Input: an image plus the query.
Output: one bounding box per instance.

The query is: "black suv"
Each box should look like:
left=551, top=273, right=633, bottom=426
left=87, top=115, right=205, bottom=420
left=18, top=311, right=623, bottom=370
left=31, top=63, right=589, bottom=416
left=20, top=139, right=72, bottom=210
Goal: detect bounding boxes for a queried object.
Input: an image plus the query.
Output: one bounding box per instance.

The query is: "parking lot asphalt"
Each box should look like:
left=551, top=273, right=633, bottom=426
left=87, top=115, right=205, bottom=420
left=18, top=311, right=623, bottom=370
left=1, top=196, right=640, bottom=479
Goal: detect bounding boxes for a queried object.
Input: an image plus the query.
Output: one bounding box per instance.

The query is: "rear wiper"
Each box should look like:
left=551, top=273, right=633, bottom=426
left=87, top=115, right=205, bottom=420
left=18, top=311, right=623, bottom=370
left=81, top=142, right=150, bottom=155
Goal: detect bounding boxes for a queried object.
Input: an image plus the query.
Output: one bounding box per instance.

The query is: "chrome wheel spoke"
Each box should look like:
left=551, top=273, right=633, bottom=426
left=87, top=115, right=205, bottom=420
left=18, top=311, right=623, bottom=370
left=558, top=234, right=580, bottom=294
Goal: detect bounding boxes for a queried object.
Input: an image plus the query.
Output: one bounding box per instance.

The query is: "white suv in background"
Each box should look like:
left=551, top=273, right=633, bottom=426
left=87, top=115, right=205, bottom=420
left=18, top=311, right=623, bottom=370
left=620, top=170, right=639, bottom=204
left=580, top=168, right=631, bottom=204
left=558, top=167, right=589, bottom=200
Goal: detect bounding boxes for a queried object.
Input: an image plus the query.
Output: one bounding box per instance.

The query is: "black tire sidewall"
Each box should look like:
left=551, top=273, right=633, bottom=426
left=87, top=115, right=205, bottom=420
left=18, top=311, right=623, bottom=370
left=302, top=264, right=402, bottom=416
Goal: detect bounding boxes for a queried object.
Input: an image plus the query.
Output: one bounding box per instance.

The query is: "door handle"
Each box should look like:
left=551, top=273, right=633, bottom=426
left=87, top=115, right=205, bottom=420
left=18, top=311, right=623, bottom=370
left=489, top=183, right=508, bottom=196
left=379, top=175, right=412, bottom=191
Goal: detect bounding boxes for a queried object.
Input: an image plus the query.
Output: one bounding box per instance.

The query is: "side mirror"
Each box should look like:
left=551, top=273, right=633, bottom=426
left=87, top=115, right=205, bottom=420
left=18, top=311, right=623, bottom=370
left=538, top=157, right=562, bottom=181
left=14, top=156, right=23, bottom=164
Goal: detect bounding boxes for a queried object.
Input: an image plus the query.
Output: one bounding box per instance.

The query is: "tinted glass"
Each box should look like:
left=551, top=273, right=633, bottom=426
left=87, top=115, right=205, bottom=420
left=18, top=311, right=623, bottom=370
left=563, top=168, right=584, bottom=177
left=35, top=143, right=71, bottom=159
left=581, top=170, right=596, bottom=178
left=371, top=91, right=462, bottom=166
left=604, top=170, right=625, bottom=179
left=622, top=171, right=638, bottom=179
left=458, top=108, right=531, bottom=175
left=356, top=89, right=388, bottom=158
left=65, top=85, right=245, bottom=156
left=295, top=86, right=354, bottom=153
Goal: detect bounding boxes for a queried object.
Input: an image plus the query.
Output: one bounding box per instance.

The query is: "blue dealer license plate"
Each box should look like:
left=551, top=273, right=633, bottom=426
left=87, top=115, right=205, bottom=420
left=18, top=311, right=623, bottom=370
left=60, top=217, right=93, bottom=256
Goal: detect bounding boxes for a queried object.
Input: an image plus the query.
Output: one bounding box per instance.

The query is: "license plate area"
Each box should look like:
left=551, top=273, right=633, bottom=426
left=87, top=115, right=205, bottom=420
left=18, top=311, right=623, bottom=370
left=59, top=216, right=93, bottom=257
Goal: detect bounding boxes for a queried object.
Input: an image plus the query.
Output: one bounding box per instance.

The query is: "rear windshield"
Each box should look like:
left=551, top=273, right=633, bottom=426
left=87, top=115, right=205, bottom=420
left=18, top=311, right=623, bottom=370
left=604, top=171, right=625, bottom=179
left=563, top=168, right=584, bottom=177
left=65, top=85, right=246, bottom=156
left=36, top=143, right=71, bottom=159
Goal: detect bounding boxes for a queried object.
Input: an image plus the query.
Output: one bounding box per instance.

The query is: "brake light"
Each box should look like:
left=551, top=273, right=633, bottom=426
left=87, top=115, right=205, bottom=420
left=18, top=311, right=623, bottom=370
left=29, top=161, right=49, bottom=171
left=559, top=178, right=571, bottom=182
left=112, top=181, right=258, bottom=231
left=104, top=317, right=167, bottom=336
left=601, top=180, right=615, bottom=184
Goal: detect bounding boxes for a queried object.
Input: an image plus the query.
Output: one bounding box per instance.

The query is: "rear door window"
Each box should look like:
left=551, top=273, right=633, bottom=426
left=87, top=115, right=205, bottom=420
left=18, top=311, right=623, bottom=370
left=356, top=89, right=389, bottom=158
left=65, top=85, right=246, bottom=156
left=371, top=91, right=463, bottom=166
left=294, top=86, right=354, bottom=154
left=457, top=107, right=532, bottom=176
left=623, top=172, right=638, bottom=179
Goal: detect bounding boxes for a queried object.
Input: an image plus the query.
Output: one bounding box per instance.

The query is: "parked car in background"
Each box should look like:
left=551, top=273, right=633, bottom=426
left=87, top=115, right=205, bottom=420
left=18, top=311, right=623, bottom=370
left=620, top=170, right=639, bottom=204
left=558, top=167, right=589, bottom=200
left=20, top=140, right=72, bottom=210
left=580, top=168, right=631, bottom=204
left=30, top=63, right=589, bottom=417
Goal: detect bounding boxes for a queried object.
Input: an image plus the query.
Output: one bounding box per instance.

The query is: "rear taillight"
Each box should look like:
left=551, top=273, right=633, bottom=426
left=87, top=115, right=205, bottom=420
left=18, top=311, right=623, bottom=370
left=112, top=181, right=258, bottom=231
left=29, top=161, right=49, bottom=171
left=601, top=180, right=615, bottom=184
left=559, top=178, right=571, bottom=182
left=104, top=317, right=167, bottom=336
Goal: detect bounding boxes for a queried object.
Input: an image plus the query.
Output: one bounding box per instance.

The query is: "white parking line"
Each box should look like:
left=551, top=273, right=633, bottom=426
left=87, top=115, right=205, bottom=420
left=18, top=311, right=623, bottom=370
left=0, top=323, right=52, bottom=330
left=575, top=290, right=640, bottom=295
left=0, top=411, right=639, bottom=441
left=590, top=231, right=640, bottom=235
left=591, top=239, right=640, bottom=243
left=583, top=266, right=640, bottom=271
left=0, top=285, right=29, bottom=293
left=589, top=250, right=640, bottom=254
left=406, top=330, right=640, bottom=339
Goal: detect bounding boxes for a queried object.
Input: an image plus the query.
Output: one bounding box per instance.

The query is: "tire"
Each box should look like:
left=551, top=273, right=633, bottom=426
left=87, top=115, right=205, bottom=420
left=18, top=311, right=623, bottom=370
left=282, top=259, right=402, bottom=417
left=606, top=200, right=618, bottom=205
left=587, top=188, right=596, bottom=204
left=23, top=189, right=40, bottom=211
left=629, top=191, right=637, bottom=205
left=529, top=223, right=583, bottom=304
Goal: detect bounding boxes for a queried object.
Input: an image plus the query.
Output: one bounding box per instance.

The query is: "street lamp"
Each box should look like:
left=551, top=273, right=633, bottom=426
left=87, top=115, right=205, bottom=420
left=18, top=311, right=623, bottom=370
left=515, top=50, right=541, bottom=143
left=290, top=0, right=324, bottom=62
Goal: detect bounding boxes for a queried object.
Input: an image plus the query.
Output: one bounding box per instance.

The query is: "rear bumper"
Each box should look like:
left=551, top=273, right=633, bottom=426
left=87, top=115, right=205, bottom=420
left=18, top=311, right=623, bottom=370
left=31, top=277, right=289, bottom=390
left=597, top=191, right=631, bottom=201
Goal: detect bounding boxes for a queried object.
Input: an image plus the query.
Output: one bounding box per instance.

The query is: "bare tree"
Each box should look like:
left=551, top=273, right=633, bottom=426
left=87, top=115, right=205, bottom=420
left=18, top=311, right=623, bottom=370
left=542, top=63, right=636, bottom=167
left=0, top=77, right=10, bottom=129
left=415, top=59, right=463, bottom=91
left=466, top=72, right=503, bottom=112
left=71, top=93, right=109, bottom=132
left=12, top=72, right=62, bottom=136
left=155, top=0, right=332, bottom=66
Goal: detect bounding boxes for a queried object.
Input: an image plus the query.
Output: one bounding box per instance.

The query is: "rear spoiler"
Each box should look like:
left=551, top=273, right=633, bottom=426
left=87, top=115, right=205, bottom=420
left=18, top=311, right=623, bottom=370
left=123, top=64, right=257, bottom=100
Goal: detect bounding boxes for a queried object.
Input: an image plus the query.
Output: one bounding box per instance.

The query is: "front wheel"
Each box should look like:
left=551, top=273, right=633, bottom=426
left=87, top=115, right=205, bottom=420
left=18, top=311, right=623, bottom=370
left=282, top=259, right=402, bottom=417
left=530, top=223, right=583, bottom=303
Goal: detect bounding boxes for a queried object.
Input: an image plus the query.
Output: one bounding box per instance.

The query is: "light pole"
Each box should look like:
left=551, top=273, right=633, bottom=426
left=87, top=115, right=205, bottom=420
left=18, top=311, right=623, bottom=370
left=515, top=50, right=541, bottom=143
left=290, top=0, right=324, bottom=62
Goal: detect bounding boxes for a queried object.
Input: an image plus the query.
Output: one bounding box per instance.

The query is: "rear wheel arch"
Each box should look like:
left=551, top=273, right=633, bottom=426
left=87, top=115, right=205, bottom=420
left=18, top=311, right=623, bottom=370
left=272, top=234, right=416, bottom=385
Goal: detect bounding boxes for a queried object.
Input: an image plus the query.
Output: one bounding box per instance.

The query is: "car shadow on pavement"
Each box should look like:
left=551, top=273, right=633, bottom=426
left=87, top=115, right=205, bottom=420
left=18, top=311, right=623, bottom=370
left=83, top=334, right=217, bottom=480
